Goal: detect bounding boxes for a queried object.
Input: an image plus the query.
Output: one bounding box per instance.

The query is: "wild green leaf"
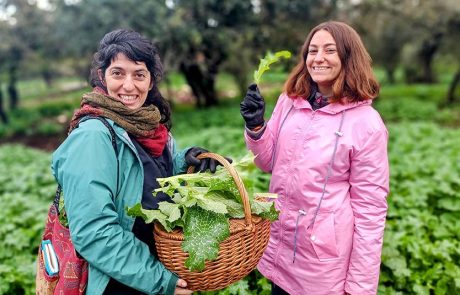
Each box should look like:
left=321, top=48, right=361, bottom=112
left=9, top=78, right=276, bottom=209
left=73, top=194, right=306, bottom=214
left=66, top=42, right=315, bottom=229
left=196, top=198, right=228, bottom=215
left=205, top=191, right=244, bottom=218
left=182, top=206, right=230, bottom=271
left=253, top=50, right=291, bottom=84
left=126, top=203, right=171, bottom=231
left=227, top=279, right=251, bottom=295
left=158, top=202, right=182, bottom=223
left=251, top=200, right=279, bottom=222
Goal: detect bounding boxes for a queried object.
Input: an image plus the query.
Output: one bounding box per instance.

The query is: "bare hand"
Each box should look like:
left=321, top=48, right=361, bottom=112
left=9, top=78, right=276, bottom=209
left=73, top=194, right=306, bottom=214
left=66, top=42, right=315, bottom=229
left=174, top=279, right=193, bottom=295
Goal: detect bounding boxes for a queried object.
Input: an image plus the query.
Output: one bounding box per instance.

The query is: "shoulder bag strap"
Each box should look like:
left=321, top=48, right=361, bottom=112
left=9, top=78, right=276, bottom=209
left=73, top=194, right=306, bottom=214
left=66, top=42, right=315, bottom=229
left=53, top=116, right=120, bottom=214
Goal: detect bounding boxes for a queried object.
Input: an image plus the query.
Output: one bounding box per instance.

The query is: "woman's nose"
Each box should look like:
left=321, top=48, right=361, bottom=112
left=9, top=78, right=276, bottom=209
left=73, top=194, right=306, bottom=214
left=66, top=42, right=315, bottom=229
left=314, top=51, right=325, bottom=62
left=123, top=76, right=135, bottom=91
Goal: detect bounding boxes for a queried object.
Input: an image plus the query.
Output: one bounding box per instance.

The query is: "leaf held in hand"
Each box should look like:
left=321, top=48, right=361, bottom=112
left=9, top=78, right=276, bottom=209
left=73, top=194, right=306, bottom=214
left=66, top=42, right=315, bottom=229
left=253, top=50, right=292, bottom=84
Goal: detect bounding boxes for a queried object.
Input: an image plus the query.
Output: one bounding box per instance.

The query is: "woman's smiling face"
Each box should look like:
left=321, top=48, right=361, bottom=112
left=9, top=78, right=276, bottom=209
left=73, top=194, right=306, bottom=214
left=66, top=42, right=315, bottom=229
left=306, top=30, right=342, bottom=96
left=102, top=53, right=152, bottom=110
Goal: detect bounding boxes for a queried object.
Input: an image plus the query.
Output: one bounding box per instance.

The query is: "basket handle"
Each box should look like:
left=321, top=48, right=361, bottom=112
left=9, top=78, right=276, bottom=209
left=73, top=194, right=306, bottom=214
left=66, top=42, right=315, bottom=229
left=187, top=152, right=253, bottom=230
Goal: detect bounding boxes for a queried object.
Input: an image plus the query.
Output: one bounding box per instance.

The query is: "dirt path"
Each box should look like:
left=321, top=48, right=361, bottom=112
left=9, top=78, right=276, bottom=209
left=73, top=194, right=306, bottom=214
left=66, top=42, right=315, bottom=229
left=0, top=133, right=65, bottom=152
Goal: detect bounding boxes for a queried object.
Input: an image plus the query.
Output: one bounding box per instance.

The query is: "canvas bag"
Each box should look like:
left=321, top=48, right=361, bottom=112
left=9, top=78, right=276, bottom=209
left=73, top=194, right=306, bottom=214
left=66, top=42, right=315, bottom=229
left=36, top=116, right=119, bottom=295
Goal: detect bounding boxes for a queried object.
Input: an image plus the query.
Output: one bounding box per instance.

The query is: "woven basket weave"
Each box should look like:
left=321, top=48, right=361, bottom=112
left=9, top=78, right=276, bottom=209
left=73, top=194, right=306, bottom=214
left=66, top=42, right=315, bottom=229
left=153, top=152, right=271, bottom=291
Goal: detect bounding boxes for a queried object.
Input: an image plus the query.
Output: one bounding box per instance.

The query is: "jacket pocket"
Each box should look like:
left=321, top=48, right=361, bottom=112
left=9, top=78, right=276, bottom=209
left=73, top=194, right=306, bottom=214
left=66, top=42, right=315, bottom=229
left=309, top=211, right=339, bottom=261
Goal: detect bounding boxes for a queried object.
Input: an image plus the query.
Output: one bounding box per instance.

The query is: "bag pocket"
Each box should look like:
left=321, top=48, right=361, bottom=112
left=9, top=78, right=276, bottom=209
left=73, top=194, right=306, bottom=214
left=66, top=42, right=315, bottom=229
left=309, top=210, right=339, bottom=261
left=52, top=222, right=89, bottom=294
left=36, top=248, right=58, bottom=295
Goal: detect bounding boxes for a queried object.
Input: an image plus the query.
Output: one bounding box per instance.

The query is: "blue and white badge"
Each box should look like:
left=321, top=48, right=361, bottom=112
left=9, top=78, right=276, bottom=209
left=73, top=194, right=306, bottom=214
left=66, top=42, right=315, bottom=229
left=41, top=240, right=59, bottom=276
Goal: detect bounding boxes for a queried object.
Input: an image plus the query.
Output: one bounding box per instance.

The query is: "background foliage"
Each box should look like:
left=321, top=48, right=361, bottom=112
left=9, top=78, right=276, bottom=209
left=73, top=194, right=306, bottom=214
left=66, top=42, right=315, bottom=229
left=0, top=0, right=459, bottom=112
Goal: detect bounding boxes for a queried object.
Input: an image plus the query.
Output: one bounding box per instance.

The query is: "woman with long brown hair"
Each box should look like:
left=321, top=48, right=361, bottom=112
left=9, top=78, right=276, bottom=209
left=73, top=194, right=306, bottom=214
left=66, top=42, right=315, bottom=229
left=240, top=21, right=389, bottom=295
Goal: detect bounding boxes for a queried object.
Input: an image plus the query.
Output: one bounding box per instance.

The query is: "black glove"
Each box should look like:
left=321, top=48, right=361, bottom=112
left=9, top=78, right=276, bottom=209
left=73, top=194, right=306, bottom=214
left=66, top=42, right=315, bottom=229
left=240, top=83, right=265, bottom=130
left=185, top=147, right=232, bottom=173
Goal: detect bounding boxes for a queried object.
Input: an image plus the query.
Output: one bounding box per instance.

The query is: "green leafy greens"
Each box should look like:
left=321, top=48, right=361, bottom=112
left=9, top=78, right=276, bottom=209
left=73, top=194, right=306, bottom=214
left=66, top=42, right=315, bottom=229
left=126, top=153, right=279, bottom=272
left=253, top=50, right=292, bottom=84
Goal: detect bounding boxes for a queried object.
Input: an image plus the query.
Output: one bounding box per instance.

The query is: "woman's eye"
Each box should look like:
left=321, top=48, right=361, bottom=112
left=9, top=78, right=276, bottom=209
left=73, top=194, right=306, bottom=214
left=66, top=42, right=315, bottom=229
left=308, top=49, right=318, bottom=54
left=326, top=48, right=337, bottom=54
left=133, top=74, right=147, bottom=81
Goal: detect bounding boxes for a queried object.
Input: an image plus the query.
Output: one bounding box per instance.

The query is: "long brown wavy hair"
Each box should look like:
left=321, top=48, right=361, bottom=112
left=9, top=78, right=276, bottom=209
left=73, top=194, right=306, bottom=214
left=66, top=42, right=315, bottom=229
left=284, top=21, right=379, bottom=103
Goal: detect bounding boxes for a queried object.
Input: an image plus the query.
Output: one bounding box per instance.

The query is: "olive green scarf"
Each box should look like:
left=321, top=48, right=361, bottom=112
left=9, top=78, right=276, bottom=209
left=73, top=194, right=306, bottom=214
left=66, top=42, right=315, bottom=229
left=69, top=89, right=161, bottom=138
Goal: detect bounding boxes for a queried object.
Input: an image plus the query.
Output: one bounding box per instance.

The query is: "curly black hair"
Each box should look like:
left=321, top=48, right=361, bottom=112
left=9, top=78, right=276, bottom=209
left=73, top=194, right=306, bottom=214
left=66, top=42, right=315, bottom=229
left=89, top=29, right=171, bottom=129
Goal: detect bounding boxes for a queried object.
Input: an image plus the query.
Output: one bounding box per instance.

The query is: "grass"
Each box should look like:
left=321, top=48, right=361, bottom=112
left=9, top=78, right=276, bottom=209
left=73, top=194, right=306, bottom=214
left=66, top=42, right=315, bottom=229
left=378, top=83, right=449, bottom=102
left=1, top=77, right=87, bottom=104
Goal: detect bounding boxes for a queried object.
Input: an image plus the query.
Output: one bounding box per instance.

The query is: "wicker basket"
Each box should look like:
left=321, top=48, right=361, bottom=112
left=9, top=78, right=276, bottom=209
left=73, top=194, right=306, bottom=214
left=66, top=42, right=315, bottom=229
left=153, top=152, right=271, bottom=291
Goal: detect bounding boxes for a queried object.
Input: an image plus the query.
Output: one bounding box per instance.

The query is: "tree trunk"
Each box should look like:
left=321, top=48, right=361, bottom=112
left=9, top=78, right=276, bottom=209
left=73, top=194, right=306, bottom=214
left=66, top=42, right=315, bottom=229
left=418, top=32, right=443, bottom=84
left=446, top=67, right=460, bottom=105
left=0, top=81, right=8, bottom=124
left=179, top=62, right=218, bottom=108
left=8, top=65, right=19, bottom=110
left=162, top=74, right=175, bottom=109
left=385, top=68, right=396, bottom=84
left=421, top=55, right=435, bottom=84
left=42, top=69, right=54, bottom=88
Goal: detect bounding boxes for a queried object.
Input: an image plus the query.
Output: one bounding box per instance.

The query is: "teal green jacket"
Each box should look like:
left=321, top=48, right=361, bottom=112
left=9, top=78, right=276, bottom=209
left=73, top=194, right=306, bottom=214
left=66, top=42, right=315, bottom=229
left=51, top=118, right=189, bottom=295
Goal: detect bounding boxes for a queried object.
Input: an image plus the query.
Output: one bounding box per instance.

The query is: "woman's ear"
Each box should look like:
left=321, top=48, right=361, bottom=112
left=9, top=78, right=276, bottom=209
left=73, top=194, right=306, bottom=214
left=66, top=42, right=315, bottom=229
left=149, top=81, right=154, bottom=90
left=98, top=69, right=105, bottom=86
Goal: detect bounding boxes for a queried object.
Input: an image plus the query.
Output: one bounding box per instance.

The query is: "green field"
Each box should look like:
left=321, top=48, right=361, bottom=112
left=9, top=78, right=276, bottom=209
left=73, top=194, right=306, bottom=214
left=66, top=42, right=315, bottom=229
left=0, top=74, right=459, bottom=294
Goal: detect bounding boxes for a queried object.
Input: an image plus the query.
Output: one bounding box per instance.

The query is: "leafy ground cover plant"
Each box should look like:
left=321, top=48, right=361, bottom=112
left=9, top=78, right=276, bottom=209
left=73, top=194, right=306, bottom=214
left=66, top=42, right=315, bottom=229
left=127, top=153, right=279, bottom=271
left=3, top=92, right=460, bottom=294
left=378, top=122, right=460, bottom=294
left=0, top=145, right=55, bottom=295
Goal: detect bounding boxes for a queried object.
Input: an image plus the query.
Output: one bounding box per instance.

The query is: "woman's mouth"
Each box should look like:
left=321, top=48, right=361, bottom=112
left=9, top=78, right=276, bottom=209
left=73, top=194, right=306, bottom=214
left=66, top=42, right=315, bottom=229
left=119, top=95, right=138, bottom=103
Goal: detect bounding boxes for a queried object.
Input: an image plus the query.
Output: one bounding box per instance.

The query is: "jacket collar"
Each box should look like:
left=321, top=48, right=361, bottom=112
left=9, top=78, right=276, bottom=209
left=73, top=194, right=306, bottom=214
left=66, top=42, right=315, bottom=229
left=292, top=96, right=372, bottom=114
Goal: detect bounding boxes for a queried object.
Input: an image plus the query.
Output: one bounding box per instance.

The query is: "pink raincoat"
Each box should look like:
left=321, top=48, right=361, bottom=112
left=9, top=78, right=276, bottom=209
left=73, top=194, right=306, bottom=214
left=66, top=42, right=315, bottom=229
left=245, top=93, right=389, bottom=295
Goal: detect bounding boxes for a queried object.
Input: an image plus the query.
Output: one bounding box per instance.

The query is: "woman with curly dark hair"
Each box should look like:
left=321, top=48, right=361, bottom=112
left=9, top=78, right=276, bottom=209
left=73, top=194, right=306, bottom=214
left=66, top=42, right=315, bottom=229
left=50, top=29, right=221, bottom=295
